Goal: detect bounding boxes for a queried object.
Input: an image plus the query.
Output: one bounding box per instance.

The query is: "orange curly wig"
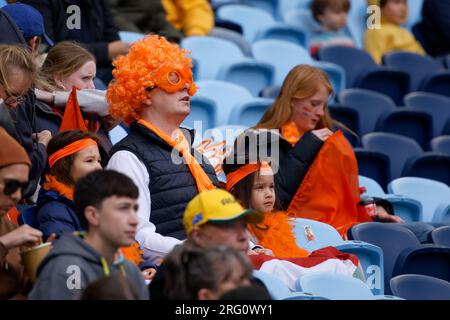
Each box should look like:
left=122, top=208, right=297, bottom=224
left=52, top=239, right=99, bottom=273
left=106, top=35, right=196, bottom=124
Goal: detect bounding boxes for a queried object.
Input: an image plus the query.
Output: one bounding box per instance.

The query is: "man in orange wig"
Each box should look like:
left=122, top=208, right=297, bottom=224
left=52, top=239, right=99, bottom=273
left=106, top=35, right=219, bottom=264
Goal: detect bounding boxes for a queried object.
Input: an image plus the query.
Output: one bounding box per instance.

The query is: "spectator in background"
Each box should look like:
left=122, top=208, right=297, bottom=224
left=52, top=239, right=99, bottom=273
left=419, top=0, right=450, bottom=58
left=310, top=0, right=355, bottom=58
left=365, top=0, right=425, bottom=64
left=0, top=44, right=52, bottom=200
left=29, top=170, right=149, bottom=300
left=162, top=0, right=214, bottom=37
left=80, top=275, right=139, bottom=300
left=22, top=0, right=131, bottom=84
left=107, top=0, right=182, bottom=43
left=0, top=127, right=43, bottom=299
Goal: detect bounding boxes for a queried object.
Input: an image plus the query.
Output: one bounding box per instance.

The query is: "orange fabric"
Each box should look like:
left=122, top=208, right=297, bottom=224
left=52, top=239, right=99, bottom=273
left=248, top=211, right=309, bottom=259
left=6, top=207, right=19, bottom=224
left=137, top=119, right=215, bottom=193
left=43, top=175, right=73, bottom=200
left=281, top=121, right=303, bottom=146
left=287, top=131, right=372, bottom=237
left=48, top=138, right=97, bottom=168
left=226, top=162, right=271, bottom=191
left=60, top=87, right=88, bottom=132
left=120, top=241, right=144, bottom=265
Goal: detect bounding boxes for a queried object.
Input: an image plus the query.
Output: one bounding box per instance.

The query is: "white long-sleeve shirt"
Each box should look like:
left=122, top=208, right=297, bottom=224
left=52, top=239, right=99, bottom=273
left=107, top=150, right=182, bottom=263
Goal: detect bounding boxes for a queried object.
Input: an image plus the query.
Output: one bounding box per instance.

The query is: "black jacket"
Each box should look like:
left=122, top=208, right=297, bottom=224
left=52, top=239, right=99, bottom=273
left=419, top=0, right=450, bottom=57
left=110, top=122, right=220, bottom=240
left=22, top=0, right=120, bottom=66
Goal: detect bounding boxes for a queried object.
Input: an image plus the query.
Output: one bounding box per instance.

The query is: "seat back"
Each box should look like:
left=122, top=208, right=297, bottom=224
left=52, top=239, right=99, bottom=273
left=362, top=132, right=423, bottom=180
left=281, top=8, right=320, bottom=45
left=228, top=98, right=273, bottom=127
left=328, top=105, right=360, bottom=147
left=300, top=272, right=375, bottom=300
left=182, top=96, right=217, bottom=131
left=338, top=88, right=396, bottom=135
left=181, top=36, right=244, bottom=80
left=209, top=27, right=253, bottom=57
left=293, top=218, right=344, bottom=252
left=388, top=177, right=450, bottom=222
left=255, top=24, right=307, bottom=47
left=358, top=175, right=386, bottom=198
left=390, top=274, right=450, bottom=300
left=431, top=226, right=450, bottom=247
left=252, top=270, right=292, bottom=300
left=348, top=222, right=421, bottom=293
left=401, top=153, right=450, bottom=187
left=404, top=92, right=450, bottom=137
left=355, top=149, right=391, bottom=190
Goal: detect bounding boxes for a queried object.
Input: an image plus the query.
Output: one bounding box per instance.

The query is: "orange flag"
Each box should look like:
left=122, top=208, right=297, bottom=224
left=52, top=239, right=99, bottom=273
left=287, top=131, right=372, bottom=238
left=60, top=87, right=88, bottom=132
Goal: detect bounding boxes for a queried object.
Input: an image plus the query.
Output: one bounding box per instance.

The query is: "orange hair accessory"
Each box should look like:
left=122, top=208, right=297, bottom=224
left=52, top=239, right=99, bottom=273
left=48, top=138, right=97, bottom=168
left=107, top=35, right=197, bottom=124
left=226, top=162, right=273, bottom=191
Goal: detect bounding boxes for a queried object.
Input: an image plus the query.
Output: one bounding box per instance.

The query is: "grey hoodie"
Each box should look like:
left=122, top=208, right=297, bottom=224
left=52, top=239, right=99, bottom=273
left=29, top=233, right=149, bottom=300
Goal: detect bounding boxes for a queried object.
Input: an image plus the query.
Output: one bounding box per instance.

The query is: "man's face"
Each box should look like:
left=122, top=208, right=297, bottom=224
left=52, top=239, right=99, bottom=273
left=0, top=164, right=30, bottom=217
left=192, top=220, right=249, bottom=253
left=94, top=196, right=139, bottom=248
left=147, top=85, right=191, bottom=123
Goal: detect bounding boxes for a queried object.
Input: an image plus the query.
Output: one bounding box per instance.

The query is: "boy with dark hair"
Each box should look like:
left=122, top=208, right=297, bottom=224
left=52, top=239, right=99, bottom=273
left=29, top=170, right=149, bottom=300
left=310, top=0, right=354, bottom=58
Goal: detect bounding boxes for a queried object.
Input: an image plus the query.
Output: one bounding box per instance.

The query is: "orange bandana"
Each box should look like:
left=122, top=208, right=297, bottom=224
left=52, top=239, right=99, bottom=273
left=138, top=119, right=215, bottom=193
left=226, top=162, right=272, bottom=191
left=281, top=121, right=302, bottom=146
left=43, top=174, right=74, bottom=200
left=48, top=138, right=97, bottom=168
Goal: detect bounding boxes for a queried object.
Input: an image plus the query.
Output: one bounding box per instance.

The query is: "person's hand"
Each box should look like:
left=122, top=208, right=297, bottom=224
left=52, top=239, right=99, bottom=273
left=376, top=206, right=405, bottom=223
left=34, top=88, right=54, bottom=104
left=0, top=225, right=43, bottom=250
left=312, top=128, right=333, bottom=141
left=108, top=41, right=131, bottom=60
left=142, top=268, right=157, bottom=281
left=46, top=233, right=57, bottom=243
left=33, top=130, right=52, bottom=147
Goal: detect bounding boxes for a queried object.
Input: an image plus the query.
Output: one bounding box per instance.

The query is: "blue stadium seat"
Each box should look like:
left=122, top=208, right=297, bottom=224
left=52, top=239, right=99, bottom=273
left=318, top=46, right=410, bottom=105
left=281, top=8, right=320, bottom=46
left=375, top=109, right=433, bottom=150
left=293, top=218, right=385, bottom=295
left=181, top=96, right=217, bottom=131
left=346, top=0, right=368, bottom=48
left=118, top=31, right=145, bottom=43
left=444, top=119, right=450, bottom=136
left=402, top=153, right=450, bottom=187
left=358, top=175, right=423, bottom=223
left=355, top=149, right=391, bottom=190
left=252, top=270, right=293, bottom=300
left=390, top=274, right=450, bottom=300
left=383, top=52, right=450, bottom=95
left=254, top=24, right=306, bottom=47
left=195, top=80, right=253, bottom=126
left=241, top=0, right=278, bottom=17
left=298, top=272, right=401, bottom=300
left=421, top=72, right=450, bottom=98
left=328, top=105, right=360, bottom=146
left=228, top=98, right=273, bottom=126
left=404, top=92, right=450, bottom=137
left=388, top=177, right=450, bottom=222
left=108, top=124, right=129, bottom=145
left=392, top=246, right=450, bottom=284
left=348, top=222, right=423, bottom=294
left=446, top=55, right=450, bottom=69
left=252, top=40, right=345, bottom=95
left=405, top=0, right=424, bottom=30
left=431, top=226, right=450, bottom=247
left=338, top=88, right=396, bottom=135
left=216, top=5, right=275, bottom=42
left=260, top=85, right=280, bottom=99
left=362, top=132, right=423, bottom=180
left=181, top=36, right=244, bottom=80
left=209, top=27, right=253, bottom=57
left=217, top=60, right=274, bottom=96
left=424, top=144, right=450, bottom=169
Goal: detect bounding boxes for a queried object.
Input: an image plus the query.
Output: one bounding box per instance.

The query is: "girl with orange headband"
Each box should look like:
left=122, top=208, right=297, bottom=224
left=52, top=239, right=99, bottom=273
left=36, top=130, right=102, bottom=240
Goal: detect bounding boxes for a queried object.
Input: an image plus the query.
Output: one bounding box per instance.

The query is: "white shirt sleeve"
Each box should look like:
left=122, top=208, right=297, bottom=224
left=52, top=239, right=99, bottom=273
left=55, top=89, right=109, bottom=116
left=107, top=151, right=182, bottom=263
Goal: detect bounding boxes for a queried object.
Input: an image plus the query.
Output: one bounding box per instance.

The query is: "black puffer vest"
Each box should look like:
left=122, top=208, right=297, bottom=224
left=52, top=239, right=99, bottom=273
left=110, top=122, right=219, bottom=239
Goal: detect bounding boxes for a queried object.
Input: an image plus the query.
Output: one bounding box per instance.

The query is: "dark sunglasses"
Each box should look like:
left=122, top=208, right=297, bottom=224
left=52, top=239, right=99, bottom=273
left=3, top=179, right=30, bottom=196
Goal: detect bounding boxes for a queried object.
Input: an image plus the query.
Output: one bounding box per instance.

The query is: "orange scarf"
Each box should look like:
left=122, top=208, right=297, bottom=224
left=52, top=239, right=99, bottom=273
left=286, top=131, right=371, bottom=237
left=138, top=119, right=215, bottom=193
left=60, top=87, right=88, bottom=132
left=281, top=121, right=303, bottom=146
left=120, top=241, right=144, bottom=265
left=248, top=211, right=309, bottom=259
left=43, top=174, right=74, bottom=200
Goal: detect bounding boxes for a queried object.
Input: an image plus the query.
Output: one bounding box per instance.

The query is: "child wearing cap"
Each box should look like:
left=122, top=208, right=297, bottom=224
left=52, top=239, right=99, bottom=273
left=365, top=0, right=425, bottom=64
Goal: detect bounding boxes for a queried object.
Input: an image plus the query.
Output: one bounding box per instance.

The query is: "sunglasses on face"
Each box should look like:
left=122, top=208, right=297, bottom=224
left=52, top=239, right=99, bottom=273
left=3, top=179, right=30, bottom=196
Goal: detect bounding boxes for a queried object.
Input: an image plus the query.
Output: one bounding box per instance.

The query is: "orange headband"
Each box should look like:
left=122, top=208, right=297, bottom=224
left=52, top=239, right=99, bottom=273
left=48, top=138, right=97, bottom=168
left=226, top=162, right=272, bottom=191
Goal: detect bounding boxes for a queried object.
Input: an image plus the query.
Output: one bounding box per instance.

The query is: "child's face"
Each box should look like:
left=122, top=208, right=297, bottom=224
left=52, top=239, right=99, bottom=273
left=70, top=145, right=102, bottom=182
left=250, top=170, right=275, bottom=213
left=318, top=8, right=348, bottom=32
left=381, top=0, right=407, bottom=25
